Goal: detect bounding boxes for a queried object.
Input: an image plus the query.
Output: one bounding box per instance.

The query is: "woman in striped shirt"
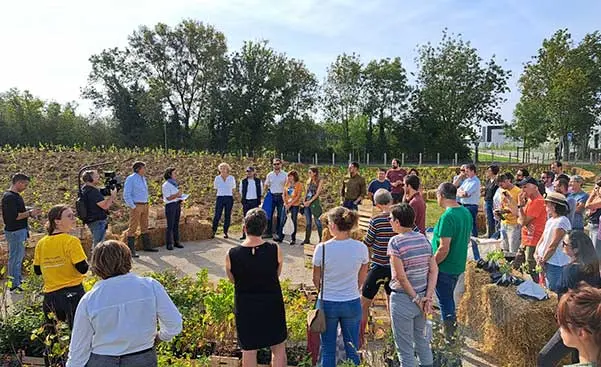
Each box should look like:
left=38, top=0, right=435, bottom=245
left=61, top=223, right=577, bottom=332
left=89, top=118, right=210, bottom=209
left=387, top=203, right=439, bottom=367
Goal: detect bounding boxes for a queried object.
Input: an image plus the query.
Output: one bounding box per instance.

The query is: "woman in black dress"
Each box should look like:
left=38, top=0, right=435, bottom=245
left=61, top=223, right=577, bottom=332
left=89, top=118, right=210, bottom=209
left=225, top=208, right=287, bottom=367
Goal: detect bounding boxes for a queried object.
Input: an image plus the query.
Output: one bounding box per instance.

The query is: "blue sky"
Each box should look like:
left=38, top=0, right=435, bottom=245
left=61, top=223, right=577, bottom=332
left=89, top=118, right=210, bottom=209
left=1, top=0, right=600, bottom=120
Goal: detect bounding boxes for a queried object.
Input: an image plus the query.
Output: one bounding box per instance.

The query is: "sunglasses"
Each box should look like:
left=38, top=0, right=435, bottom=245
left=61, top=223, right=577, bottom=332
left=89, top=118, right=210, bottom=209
left=562, top=241, right=570, bottom=248
left=388, top=216, right=396, bottom=223
left=273, top=163, right=281, bottom=166
left=460, top=169, right=465, bottom=172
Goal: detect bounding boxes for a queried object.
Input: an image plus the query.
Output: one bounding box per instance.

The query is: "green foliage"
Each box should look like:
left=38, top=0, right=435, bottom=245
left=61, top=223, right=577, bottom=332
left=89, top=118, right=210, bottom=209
left=509, top=29, right=601, bottom=157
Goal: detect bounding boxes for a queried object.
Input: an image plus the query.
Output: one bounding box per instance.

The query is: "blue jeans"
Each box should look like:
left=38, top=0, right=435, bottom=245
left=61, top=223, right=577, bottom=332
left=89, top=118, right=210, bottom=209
left=87, top=219, right=107, bottom=248
left=287, top=206, right=299, bottom=241
left=435, top=272, right=461, bottom=321
left=267, top=194, right=285, bottom=239
left=320, top=298, right=362, bottom=367
left=390, top=292, right=433, bottom=367
left=544, top=263, right=563, bottom=293
left=343, top=200, right=358, bottom=210
left=165, top=202, right=181, bottom=246
left=304, top=206, right=323, bottom=241
left=212, top=196, right=233, bottom=234
left=464, top=204, right=481, bottom=260
left=484, top=200, right=496, bottom=239
left=5, top=228, right=28, bottom=288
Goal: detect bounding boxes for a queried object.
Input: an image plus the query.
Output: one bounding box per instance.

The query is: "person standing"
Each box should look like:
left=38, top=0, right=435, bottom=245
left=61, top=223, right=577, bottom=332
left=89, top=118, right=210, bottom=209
left=123, top=161, right=155, bottom=256
left=431, top=183, right=472, bottom=342
left=283, top=171, right=303, bottom=246
left=367, top=168, right=392, bottom=204
left=2, top=173, right=41, bottom=292
left=554, top=178, right=577, bottom=226
left=541, top=171, right=556, bottom=195
left=264, top=158, right=287, bottom=242
left=495, top=173, right=522, bottom=253
left=585, top=177, right=601, bottom=257
left=388, top=203, right=438, bottom=367
left=80, top=170, right=117, bottom=249
left=452, top=165, right=467, bottom=187
left=161, top=167, right=185, bottom=251
left=484, top=165, right=500, bottom=238
left=551, top=160, right=564, bottom=177
left=340, top=162, right=366, bottom=211
left=303, top=167, right=324, bottom=245
left=360, top=189, right=395, bottom=345
left=568, top=175, right=589, bottom=231
left=212, top=163, right=236, bottom=239
left=239, top=167, right=262, bottom=241
left=312, top=207, right=369, bottom=367
left=225, top=208, right=287, bottom=367
left=404, top=175, right=426, bottom=234
left=67, top=240, right=182, bottom=367
left=386, top=159, right=407, bottom=204
left=456, top=163, right=482, bottom=260
left=509, top=177, right=548, bottom=280
left=34, top=205, right=88, bottom=329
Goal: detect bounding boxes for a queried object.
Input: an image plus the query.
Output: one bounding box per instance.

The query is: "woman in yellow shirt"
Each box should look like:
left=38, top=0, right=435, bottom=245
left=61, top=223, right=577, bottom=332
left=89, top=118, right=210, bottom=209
left=283, top=170, right=303, bottom=246
left=34, top=204, right=88, bottom=329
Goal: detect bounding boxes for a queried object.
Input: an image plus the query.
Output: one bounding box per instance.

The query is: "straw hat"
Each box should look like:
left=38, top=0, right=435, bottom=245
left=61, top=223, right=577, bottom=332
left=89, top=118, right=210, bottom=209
left=544, top=192, right=568, bottom=208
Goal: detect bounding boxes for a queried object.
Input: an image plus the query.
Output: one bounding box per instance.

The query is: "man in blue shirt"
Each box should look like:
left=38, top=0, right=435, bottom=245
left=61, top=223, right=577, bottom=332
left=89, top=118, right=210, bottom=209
left=568, top=175, right=589, bottom=231
left=367, top=168, right=392, bottom=204
left=456, top=163, right=482, bottom=260
left=123, top=161, right=156, bottom=256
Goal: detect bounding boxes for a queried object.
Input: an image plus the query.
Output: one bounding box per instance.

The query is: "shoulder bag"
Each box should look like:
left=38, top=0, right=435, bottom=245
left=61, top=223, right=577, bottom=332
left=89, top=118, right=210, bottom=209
left=307, top=242, right=326, bottom=333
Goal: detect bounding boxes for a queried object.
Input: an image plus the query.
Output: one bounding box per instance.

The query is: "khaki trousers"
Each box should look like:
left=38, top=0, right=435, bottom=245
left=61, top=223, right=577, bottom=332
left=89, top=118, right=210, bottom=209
left=127, top=203, right=149, bottom=236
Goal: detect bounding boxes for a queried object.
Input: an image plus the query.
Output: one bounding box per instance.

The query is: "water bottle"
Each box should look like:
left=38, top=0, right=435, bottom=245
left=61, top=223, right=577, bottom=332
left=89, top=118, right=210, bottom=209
left=424, top=314, right=433, bottom=343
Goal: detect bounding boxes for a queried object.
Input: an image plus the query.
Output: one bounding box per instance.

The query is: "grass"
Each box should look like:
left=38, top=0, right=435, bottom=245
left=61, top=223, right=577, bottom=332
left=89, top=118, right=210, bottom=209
left=426, top=199, right=445, bottom=228
left=476, top=151, right=514, bottom=163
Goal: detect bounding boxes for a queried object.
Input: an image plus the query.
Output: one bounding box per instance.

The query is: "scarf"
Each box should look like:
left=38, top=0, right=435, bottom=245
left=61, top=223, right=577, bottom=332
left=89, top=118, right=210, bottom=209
left=167, top=178, right=178, bottom=188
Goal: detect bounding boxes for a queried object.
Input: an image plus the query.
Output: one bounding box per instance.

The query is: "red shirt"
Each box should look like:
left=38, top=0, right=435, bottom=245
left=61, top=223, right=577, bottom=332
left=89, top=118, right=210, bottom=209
left=521, top=196, right=547, bottom=247
left=386, top=168, right=407, bottom=194
left=409, top=192, right=426, bottom=234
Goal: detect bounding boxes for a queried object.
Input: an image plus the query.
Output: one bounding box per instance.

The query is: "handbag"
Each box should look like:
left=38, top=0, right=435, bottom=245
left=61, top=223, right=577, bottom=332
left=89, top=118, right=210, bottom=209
left=283, top=212, right=294, bottom=236
left=307, top=242, right=326, bottom=333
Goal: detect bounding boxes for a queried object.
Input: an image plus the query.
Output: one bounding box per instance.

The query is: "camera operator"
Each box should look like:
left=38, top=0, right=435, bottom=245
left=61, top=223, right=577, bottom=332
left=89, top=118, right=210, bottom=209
left=81, top=170, right=117, bottom=249
left=123, top=161, right=157, bottom=256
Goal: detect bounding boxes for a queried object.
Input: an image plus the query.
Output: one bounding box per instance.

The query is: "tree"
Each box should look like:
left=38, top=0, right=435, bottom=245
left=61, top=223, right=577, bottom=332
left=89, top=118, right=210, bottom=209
left=411, top=30, right=511, bottom=161
left=362, top=57, right=410, bottom=158
left=322, top=53, right=364, bottom=154
left=508, top=29, right=601, bottom=159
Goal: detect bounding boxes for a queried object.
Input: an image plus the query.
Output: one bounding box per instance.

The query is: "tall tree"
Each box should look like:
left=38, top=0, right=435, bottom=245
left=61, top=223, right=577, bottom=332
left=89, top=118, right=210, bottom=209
left=508, top=29, right=601, bottom=159
left=411, top=30, right=511, bottom=161
left=322, top=53, right=364, bottom=154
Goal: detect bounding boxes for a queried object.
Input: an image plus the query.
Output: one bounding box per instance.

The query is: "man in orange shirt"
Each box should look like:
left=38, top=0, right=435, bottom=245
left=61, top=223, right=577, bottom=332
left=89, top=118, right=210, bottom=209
left=509, top=177, right=547, bottom=281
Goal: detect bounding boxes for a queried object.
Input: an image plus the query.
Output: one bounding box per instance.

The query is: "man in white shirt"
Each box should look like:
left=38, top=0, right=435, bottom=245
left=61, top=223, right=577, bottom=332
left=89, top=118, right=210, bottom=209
left=456, top=163, right=482, bottom=260
left=212, top=163, right=236, bottom=239
left=239, top=167, right=263, bottom=240
left=264, top=158, right=287, bottom=242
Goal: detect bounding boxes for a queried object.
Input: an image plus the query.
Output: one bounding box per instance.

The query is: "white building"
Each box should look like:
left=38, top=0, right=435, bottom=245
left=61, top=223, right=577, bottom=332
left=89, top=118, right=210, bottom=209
left=479, top=124, right=511, bottom=148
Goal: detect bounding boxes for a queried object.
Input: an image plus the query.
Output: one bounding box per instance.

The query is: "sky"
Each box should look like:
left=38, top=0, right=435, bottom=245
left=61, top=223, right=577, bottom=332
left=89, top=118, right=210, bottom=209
left=1, top=0, right=600, bottom=121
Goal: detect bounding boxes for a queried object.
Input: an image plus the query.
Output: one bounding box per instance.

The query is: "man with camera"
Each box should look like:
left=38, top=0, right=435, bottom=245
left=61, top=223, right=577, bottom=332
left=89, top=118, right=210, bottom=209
left=80, top=170, right=117, bottom=249
left=2, top=173, right=41, bottom=292
left=123, top=161, right=157, bottom=256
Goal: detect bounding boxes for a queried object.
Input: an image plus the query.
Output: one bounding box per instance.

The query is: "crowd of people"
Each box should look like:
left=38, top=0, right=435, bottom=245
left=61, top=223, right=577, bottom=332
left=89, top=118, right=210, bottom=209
left=2, top=158, right=601, bottom=367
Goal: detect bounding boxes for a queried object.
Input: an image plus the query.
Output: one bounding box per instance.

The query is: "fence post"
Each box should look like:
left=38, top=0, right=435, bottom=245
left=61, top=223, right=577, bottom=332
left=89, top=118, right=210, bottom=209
left=419, top=153, right=422, bottom=166
left=332, top=152, right=335, bottom=166
left=401, top=153, right=405, bottom=167
left=384, top=152, right=387, bottom=166
left=437, top=153, right=440, bottom=166
left=348, top=153, right=352, bottom=164
left=508, top=152, right=511, bottom=163
left=315, top=153, right=318, bottom=165
left=591, top=152, right=594, bottom=163
left=491, top=152, right=495, bottom=163
left=297, top=152, right=301, bottom=163
left=454, top=153, right=458, bottom=166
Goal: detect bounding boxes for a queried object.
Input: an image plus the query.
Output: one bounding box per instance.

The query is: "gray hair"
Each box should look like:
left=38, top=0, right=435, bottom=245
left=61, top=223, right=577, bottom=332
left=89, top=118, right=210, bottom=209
left=437, top=182, right=457, bottom=200
left=374, top=189, right=393, bottom=205
left=570, top=175, right=584, bottom=184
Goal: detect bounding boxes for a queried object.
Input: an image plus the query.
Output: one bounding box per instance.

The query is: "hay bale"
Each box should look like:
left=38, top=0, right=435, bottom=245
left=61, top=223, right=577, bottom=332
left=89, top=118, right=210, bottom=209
left=480, top=284, right=558, bottom=367
left=476, top=212, right=486, bottom=233
left=179, top=220, right=213, bottom=242
left=457, top=261, right=491, bottom=333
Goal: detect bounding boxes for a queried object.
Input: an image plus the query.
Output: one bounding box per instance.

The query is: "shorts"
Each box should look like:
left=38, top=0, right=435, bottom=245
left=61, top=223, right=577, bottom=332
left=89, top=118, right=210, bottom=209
left=361, top=264, right=392, bottom=299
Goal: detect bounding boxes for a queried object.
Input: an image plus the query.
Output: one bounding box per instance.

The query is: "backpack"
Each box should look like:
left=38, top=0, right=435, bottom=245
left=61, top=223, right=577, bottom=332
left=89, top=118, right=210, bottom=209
left=75, top=186, right=87, bottom=222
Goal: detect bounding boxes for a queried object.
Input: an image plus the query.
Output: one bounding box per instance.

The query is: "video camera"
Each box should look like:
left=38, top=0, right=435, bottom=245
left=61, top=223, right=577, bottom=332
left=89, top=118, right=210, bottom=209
left=100, top=171, right=123, bottom=196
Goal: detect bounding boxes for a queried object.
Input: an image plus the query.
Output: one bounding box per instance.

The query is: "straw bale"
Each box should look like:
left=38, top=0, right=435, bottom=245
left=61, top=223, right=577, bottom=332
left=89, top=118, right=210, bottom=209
left=457, top=261, right=491, bottom=333
left=480, top=284, right=558, bottom=367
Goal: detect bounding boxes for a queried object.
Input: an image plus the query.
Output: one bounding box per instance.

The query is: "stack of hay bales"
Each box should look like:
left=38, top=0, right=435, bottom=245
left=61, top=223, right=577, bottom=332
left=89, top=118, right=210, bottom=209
left=458, top=261, right=558, bottom=367
left=357, top=199, right=381, bottom=233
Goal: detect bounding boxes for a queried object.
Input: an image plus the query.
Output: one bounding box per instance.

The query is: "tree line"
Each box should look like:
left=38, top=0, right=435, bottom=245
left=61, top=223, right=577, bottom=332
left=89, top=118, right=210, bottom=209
left=1, top=20, right=599, bottom=160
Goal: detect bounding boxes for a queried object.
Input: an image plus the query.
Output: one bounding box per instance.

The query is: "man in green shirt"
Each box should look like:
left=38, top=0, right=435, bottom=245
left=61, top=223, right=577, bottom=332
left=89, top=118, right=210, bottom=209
left=432, top=182, right=473, bottom=342
left=340, top=161, right=366, bottom=210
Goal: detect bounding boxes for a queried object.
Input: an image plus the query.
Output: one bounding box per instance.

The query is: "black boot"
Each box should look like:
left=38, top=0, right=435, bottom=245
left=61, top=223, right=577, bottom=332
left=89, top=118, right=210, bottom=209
left=174, top=242, right=184, bottom=249
left=142, top=233, right=158, bottom=252
left=303, top=227, right=311, bottom=245
left=127, top=236, right=139, bottom=258
left=166, top=243, right=174, bottom=250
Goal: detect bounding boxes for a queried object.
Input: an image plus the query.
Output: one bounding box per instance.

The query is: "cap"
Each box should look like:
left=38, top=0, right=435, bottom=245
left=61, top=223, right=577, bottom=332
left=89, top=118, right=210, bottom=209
left=544, top=192, right=568, bottom=208
left=516, top=176, right=538, bottom=188
left=246, top=166, right=255, bottom=172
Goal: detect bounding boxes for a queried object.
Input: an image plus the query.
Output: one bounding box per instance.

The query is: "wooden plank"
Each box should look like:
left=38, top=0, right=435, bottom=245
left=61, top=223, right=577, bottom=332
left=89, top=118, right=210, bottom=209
left=210, top=356, right=241, bottom=367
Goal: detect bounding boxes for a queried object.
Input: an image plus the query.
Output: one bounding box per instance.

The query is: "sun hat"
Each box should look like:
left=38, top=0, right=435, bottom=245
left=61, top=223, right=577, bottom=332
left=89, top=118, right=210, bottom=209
left=544, top=191, right=568, bottom=208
